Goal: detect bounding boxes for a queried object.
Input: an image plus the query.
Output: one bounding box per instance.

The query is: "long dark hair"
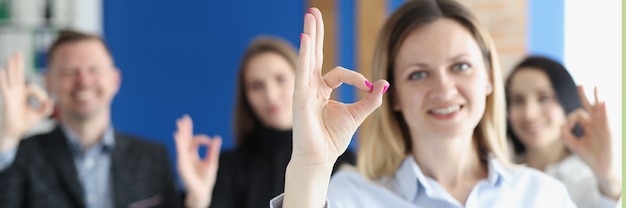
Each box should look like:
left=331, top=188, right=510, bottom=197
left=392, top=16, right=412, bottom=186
left=505, top=56, right=583, bottom=155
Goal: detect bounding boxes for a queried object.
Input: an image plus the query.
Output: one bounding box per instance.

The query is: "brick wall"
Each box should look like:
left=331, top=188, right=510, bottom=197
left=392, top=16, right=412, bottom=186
left=458, top=0, right=527, bottom=77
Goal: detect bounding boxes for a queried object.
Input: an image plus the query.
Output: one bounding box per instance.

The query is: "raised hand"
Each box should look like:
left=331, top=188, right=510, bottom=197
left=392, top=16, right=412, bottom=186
left=0, top=54, right=54, bottom=152
left=290, top=8, right=389, bottom=165
left=562, top=86, right=621, bottom=199
left=174, top=115, right=222, bottom=208
left=283, top=8, right=388, bottom=208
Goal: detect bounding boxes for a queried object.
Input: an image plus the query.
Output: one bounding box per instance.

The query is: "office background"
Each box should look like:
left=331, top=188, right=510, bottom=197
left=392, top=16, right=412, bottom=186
left=0, top=0, right=621, bottom=188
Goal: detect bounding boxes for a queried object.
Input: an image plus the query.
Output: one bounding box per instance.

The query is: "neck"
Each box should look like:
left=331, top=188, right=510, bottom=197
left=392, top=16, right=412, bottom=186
left=411, top=131, right=487, bottom=205
left=412, top=132, right=486, bottom=187
left=525, top=141, right=569, bottom=171
left=60, top=111, right=110, bottom=149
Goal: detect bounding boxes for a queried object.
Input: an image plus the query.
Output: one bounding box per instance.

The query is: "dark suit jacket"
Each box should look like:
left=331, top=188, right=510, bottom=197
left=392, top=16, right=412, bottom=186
left=0, top=126, right=181, bottom=208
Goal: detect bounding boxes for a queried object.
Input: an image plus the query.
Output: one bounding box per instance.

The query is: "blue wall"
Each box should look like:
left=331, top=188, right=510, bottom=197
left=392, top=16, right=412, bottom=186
left=527, top=0, right=564, bottom=62
left=104, top=0, right=305, bottom=186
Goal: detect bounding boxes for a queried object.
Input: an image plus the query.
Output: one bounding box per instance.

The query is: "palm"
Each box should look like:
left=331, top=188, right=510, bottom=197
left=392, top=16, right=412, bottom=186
left=291, top=8, right=388, bottom=165
left=562, top=86, right=613, bottom=176
left=174, top=115, right=221, bottom=206
left=0, top=54, right=52, bottom=140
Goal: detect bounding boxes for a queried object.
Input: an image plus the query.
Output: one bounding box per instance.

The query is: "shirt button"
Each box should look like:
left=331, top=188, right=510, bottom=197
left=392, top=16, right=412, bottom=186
left=87, top=194, right=97, bottom=204
left=85, top=158, right=95, bottom=169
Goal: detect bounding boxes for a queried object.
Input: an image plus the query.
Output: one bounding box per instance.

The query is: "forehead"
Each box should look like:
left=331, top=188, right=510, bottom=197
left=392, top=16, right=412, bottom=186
left=395, top=18, right=483, bottom=65
left=509, top=68, right=553, bottom=91
left=49, top=39, right=112, bottom=67
left=244, top=52, right=293, bottom=79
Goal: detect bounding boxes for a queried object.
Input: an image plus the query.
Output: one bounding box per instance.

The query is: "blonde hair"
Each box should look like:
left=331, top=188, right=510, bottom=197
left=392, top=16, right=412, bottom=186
left=358, top=0, right=510, bottom=179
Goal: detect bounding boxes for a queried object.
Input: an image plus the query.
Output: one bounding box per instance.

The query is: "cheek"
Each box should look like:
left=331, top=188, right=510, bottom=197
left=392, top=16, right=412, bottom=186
left=508, top=107, right=524, bottom=126
left=282, top=83, right=295, bottom=98
left=548, top=105, right=566, bottom=125
left=246, top=91, right=266, bottom=113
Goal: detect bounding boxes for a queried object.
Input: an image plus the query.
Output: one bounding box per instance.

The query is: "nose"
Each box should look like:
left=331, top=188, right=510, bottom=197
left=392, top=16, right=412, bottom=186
left=522, top=100, right=541, bottom=121
left=74, top=68, right=93, bottom=85
left=263, top=82, right=280, bottom=104
left=429, top=71, right=458, bottom=101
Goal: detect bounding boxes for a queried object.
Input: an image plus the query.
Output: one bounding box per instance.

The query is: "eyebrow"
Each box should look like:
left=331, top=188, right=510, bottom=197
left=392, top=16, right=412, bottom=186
left=397, top=53, right=472, bottom=71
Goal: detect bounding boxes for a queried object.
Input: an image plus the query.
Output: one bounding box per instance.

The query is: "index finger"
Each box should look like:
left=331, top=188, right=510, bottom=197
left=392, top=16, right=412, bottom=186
left=593, top=86, right=600, bottom=104
left=577, top=85, right=592, bottom=110
left=310, top=7, right=325, bottom=74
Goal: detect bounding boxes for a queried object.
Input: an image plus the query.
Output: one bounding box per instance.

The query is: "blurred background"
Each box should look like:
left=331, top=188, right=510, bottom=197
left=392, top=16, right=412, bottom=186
left=0, top=0, right=621, bottom=189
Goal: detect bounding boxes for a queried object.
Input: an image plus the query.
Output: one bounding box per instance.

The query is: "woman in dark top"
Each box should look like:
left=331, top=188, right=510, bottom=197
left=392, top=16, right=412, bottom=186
left=174, top=37, right=355, bottom=208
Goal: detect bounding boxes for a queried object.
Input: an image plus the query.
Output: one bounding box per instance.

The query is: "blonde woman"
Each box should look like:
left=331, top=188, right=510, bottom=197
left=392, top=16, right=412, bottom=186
left=276, top=0, right=576, bottom=207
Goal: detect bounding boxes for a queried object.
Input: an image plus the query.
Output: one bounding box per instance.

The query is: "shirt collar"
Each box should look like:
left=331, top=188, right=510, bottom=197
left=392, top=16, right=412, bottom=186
left=393, top=155, right=513, bottom=202
left=486, top=156, right=513, bottom=186
left=61, top=124, right=115, bottom=153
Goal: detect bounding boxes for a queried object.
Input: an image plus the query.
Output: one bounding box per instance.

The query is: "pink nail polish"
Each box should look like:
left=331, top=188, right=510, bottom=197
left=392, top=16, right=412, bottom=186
left=300, top=33, right=303, bottom=41
left=308, top=8, right=312, bottom=13
left=383, top=85, right=389, bottom=94
left=365, top=80, right=373, bottom=91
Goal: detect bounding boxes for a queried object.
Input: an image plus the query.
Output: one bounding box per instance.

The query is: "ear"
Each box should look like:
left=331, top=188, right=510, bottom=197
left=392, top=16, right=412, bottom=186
left=486, top=79, right=493, bottom=95
left=44, top=71, right=55, bottom=100
left=112, top=67, right=122, bottom=95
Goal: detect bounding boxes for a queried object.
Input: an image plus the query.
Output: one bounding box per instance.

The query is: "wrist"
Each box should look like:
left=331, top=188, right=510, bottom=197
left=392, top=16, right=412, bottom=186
left=596, top=173, right=622, bottom=200
left=283, top=160, right=334, bottom=208
left=185, top=191, right=211, bottom=208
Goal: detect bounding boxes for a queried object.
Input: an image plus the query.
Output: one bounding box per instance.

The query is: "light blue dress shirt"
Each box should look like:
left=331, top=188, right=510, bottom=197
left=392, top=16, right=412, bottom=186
left=61, top=125, right=115, bottom=208
left=271, top=156, right=576, bottom=208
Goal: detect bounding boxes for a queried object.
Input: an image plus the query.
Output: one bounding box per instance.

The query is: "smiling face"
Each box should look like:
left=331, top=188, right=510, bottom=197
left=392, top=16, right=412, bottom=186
left=244, top=51, right=295, bottom=130
left=392, top=18, right=493, bottom=140
left=507, top=68, right=566, bottom=150
left=46, top=39, right=120, bottom=121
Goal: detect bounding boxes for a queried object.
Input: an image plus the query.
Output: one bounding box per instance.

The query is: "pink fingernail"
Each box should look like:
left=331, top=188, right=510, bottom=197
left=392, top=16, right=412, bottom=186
left=308, top=8, right=312, bottom=13
left=365, top=80, right=373, bottom=91
left=300, top=33, right=303, bottom=41
left=383, top=85, right=389, bottom=94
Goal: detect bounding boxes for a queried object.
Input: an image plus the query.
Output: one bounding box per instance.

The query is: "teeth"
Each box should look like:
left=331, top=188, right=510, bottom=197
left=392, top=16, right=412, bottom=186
left=75, top=91, right=93, bottom=101
left=431, top=105, right=460, bottom=115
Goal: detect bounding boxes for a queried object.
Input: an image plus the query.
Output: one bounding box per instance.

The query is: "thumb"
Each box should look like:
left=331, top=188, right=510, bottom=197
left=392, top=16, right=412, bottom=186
left=207, top=136, right=222, bottom=166
left=562, top=125, right=581, bottom=153
left=348, top=80, right=389, bottom=125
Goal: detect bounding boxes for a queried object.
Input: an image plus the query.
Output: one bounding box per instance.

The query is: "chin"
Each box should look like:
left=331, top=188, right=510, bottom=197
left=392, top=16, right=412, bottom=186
left=267, top=122, right=292, bottom=131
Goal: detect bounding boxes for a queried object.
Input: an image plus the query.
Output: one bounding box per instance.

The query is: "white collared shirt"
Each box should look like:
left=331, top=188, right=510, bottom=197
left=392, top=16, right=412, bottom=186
left=545, top=154, right=618, bottom=208
left=271, top=156, right=576, bottom=208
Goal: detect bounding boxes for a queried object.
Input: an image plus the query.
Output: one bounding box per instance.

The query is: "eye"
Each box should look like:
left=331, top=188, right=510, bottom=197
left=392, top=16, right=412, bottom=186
left=248, top=81, right=263, bottom=91
left=89, top=66, right=102, bottom=74
left=276, top=74, right=286, bottom=83
left=539, top=95, right=554, bottom=103
left=451, top=63, right=470, bottom=71
left=60, top=68, right=77, bottom=76
left=510, top=96, right=525, bottom=106
left=408, top=71, right=428, bottom=81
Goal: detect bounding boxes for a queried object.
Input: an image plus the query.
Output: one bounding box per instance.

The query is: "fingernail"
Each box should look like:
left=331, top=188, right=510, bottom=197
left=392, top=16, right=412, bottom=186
left=308, top=8, right=312, bottom=13
left=365, top=80, right=373, bottom=91
left=383, top=85, right=389, bottom=94
left=300, top=33, right=303, bottom=41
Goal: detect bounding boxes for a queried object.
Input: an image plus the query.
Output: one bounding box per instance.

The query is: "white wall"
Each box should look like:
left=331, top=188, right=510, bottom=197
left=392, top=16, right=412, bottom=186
left=0, top=0, right=102, bottom=136
left=564, top=0, right=622, bottom=177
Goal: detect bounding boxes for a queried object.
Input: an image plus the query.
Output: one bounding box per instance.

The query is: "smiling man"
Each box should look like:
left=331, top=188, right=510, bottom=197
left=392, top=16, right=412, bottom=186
left=0, top=30, right=180, bottom=208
